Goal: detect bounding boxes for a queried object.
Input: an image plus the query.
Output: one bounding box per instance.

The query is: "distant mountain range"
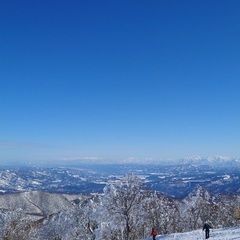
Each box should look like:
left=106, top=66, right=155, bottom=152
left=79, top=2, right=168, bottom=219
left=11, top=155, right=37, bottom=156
left=0, top=156, right=239, bottom=198
left=0, top=160, right=239, bottom=239
left=178, top=156, right=240, bottom=166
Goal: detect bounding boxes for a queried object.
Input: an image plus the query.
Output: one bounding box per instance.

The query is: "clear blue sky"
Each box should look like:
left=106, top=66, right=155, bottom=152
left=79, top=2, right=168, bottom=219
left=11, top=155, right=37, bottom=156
left=1, top=0, right=240, bottom=164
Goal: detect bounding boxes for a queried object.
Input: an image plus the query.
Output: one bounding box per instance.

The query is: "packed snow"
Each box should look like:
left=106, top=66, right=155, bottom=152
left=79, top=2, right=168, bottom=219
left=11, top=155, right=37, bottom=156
left=146, top=227, right=240, bottom=240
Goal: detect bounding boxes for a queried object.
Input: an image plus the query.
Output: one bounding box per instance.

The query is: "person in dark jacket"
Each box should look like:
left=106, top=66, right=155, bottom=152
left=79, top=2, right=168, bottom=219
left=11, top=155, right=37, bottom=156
left=151, top=228, right=157, bottom=240
left=202, top=222, right=212, bottom=239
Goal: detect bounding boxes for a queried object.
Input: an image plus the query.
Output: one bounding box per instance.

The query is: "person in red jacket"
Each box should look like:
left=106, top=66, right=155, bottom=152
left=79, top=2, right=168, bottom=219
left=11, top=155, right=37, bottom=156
left=151, top=228, right=157, bottom=240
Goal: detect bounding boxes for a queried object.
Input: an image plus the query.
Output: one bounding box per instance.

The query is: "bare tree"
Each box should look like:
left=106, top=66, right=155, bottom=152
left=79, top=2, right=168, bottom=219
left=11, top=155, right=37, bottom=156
left=100, top=174, right=145, bottom=240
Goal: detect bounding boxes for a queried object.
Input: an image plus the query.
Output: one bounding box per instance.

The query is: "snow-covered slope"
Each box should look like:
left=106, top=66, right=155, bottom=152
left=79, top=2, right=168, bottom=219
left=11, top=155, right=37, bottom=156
left=146, top=227, right=240, bottom=240
left=0, top=191, right=75, bottom=215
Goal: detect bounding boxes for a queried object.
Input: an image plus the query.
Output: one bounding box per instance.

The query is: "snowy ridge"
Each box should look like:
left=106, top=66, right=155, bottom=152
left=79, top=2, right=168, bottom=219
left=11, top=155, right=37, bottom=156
left=179, top=156, right=240, bottom=166
left=0, top=191, right=75, bottom=216
left=146, top=227, right=240, bottom=240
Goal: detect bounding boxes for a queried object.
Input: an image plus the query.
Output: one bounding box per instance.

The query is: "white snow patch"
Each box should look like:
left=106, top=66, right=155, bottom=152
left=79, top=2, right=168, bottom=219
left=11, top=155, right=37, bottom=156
left=223, top=175, right=231, bottom=180
left=145, top=227, right=240, bottom=240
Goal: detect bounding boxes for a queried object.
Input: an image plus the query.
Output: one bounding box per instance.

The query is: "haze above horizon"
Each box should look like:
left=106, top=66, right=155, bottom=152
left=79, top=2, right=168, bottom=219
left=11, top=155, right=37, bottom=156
left=1, top=1, right=240, bottom=164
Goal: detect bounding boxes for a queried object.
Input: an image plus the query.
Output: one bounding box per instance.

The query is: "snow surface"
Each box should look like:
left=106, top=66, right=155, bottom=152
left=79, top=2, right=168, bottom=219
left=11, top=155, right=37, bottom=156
left=146, top=227, right=240, bottom=240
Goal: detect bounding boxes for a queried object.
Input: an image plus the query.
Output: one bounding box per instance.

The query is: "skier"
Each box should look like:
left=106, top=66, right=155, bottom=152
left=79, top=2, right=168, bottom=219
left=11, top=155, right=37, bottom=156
left=151, top=228, right=157, bottom=240
left=202, top=222, right=212, bottom=239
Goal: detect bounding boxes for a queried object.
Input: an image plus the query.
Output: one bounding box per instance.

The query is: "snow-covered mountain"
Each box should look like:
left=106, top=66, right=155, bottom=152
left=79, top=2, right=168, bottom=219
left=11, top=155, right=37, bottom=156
left=178, top=156, right=240, bottom=166
left=0, top=191, right=79, bottom=217
left=0, top=158, right=240, bottom=198
left=0, top=176, right=239, bottom=239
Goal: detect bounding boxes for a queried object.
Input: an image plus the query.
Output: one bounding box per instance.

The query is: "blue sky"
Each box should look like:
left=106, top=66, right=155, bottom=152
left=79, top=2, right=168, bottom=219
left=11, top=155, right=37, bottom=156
left=1, top=0, right=240, bottom=164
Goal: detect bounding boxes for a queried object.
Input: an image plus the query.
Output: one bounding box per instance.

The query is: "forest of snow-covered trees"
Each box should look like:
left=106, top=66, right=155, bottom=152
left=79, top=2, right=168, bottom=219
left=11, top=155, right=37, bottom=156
left=0, top=174, right=239, bottom=240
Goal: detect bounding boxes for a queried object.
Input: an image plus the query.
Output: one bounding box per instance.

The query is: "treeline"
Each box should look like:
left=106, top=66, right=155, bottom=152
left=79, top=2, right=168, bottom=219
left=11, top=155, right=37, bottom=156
left=0, top=175, right=239, bottom=240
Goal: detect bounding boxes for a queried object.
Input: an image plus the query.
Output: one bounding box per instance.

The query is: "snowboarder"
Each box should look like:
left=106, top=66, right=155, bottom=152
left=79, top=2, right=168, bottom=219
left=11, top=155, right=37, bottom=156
left=151, top=228, right=157, bottom=240
left=202, top=222, right=212, bottom=239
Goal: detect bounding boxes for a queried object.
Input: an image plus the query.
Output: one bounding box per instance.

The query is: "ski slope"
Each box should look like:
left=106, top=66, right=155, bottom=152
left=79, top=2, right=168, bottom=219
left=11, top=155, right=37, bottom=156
left=146, top=226, right=240, bottom=240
